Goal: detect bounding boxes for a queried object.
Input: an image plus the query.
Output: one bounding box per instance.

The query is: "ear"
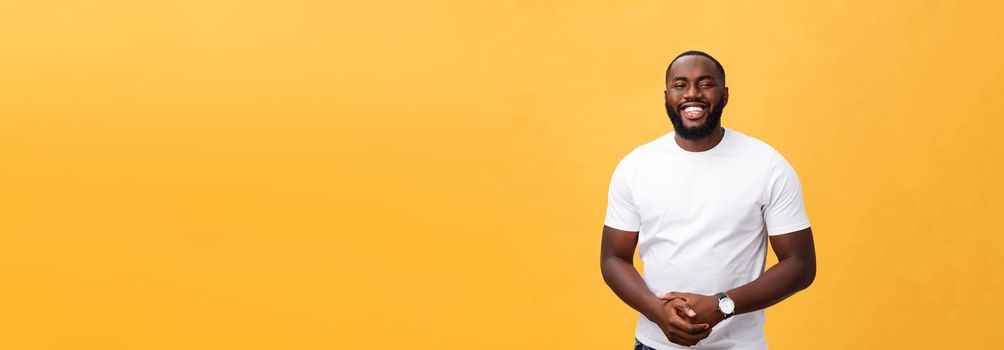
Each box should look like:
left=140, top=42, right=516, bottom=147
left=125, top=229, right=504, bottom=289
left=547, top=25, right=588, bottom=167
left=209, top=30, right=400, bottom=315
left=721, top=86, right=729, bottom=108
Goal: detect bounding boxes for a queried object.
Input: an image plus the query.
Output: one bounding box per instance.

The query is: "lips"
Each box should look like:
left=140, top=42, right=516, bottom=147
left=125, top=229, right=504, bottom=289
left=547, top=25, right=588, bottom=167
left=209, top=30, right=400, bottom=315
left=680, top=103, right=708, bottom=120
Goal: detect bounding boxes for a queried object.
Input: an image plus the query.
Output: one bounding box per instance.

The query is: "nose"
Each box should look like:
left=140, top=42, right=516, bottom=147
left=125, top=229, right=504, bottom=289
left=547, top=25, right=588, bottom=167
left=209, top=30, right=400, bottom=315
left=684, top=84, right=701, bottom=99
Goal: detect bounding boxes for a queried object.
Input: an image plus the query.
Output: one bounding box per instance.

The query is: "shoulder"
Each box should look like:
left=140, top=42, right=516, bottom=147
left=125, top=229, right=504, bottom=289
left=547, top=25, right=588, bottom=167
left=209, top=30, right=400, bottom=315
left=725, top=128, right=783, bottom=159
left=616, top=132, right=674, bottom=166
left=724, top=128, right=800, bottom=179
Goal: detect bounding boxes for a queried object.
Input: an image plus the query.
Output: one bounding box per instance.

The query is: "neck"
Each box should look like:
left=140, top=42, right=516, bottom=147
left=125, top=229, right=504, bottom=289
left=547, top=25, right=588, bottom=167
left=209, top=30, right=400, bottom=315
left=674, top=126, right=725, bottom=152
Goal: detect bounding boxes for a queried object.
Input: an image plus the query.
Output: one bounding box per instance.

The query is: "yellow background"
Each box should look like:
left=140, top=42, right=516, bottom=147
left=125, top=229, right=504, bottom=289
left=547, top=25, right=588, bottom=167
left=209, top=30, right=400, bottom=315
left=1, top=1, right=1002, bottom=349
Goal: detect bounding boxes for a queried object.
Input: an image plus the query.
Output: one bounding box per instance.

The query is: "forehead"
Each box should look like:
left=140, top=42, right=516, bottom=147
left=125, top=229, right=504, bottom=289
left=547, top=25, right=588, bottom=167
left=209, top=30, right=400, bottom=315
left=668, top=55, right=721, bottom=81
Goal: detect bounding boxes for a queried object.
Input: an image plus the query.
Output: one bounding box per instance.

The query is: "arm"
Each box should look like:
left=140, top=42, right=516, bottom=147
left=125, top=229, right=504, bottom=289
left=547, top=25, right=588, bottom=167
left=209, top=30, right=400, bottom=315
left=727, top=227, right=816, bottom=314
left=600, top=225, right=711, bottom=346
left=661, top=227, right=816, bottom=326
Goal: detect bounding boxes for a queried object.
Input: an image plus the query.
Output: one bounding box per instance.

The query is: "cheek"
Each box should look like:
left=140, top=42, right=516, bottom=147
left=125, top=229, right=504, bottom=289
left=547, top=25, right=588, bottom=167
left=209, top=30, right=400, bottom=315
left=714, top=90, right=726, bottom=103
left=667, top=93, right=683, bottom=105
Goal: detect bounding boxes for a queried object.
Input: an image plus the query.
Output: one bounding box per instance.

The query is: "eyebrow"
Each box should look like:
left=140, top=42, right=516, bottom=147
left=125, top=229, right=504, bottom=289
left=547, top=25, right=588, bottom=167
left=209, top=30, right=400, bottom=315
left=671, top=75, right=717, bottom=82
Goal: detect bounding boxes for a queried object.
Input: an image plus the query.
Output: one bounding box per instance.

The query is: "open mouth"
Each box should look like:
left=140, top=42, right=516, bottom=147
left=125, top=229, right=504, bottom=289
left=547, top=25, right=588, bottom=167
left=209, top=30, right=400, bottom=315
left=680, top=105, right=707, bottom=120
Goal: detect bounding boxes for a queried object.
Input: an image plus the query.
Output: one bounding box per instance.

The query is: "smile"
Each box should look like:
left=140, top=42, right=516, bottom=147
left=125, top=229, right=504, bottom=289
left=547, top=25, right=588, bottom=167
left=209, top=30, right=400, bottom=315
left=682, top=106, right=705, bottom=120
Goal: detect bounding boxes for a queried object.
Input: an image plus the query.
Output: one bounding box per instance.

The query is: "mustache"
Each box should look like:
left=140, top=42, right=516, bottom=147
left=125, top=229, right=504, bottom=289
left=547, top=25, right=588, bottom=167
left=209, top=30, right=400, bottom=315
left=677, top=101, right=711, bottom=110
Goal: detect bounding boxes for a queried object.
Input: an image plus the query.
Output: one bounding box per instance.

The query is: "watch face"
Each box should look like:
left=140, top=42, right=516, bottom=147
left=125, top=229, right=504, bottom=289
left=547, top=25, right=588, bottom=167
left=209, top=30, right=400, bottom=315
left=719, top=297, right=735, bottom=314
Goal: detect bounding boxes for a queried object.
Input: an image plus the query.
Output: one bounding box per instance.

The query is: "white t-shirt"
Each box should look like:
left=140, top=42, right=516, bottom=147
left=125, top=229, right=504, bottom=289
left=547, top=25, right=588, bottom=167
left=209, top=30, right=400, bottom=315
left=604, top=128, right=810, bottom=350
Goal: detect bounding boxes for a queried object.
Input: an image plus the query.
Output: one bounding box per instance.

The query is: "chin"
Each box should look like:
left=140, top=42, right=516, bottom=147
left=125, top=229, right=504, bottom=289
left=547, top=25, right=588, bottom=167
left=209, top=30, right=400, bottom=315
left=683, top=120, right=707, bottom=129
left=665, top=101, right=723, bottom=140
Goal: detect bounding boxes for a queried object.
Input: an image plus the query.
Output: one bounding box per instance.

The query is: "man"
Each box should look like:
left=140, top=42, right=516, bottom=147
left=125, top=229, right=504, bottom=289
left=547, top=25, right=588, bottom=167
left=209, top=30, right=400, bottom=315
left=600, top=51, right=816, bottom=349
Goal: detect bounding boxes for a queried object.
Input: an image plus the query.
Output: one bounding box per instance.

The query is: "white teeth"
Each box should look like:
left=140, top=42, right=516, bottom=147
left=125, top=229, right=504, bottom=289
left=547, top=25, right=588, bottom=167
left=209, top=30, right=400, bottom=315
left=684, top=106, right=703, bottom=113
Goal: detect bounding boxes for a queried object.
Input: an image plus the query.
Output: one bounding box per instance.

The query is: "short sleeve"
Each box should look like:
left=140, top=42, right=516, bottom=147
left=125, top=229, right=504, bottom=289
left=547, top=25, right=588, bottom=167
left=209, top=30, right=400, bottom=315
left=604, top=155, right=641, bottom=232
left=763, top=152, right=811, bottom=236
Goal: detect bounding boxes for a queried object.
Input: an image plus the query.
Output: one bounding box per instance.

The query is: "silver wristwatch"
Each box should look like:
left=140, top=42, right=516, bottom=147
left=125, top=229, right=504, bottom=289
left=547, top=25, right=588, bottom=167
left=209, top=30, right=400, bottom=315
left=716, top=292, right=735, bottom=319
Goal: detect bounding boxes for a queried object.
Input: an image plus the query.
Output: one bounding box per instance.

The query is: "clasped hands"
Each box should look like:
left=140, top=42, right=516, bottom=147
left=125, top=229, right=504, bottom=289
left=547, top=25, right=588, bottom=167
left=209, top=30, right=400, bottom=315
left=654, top=292, right=726, bottom=347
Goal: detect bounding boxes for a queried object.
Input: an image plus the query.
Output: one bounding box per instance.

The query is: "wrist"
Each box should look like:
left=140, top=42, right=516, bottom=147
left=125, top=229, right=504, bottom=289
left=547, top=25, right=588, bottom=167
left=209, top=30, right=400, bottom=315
left=641, top=297, right=669, bottom=325
left=715, top=292, right=735, bottom=320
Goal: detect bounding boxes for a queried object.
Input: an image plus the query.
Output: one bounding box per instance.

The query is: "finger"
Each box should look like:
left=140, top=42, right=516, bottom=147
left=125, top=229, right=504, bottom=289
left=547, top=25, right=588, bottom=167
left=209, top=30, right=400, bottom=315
left=675, top=308, right=703, bottom=325
left=684, top=304, right=697, bottom=317
left=693, top=327, right=712, bottom=341
left=669, top=297, right=698, bottom=318
left=663, top=317, right=711, bottom=346
left=666, top=333, right=700, bottom=347
left=666, top=322, right=712, bottom=346
left=677, top=307, right=710, bottom=329
left=657, top=293, right=678, bottom=300
left=667, top=291, right=690, bottom=301
left=667, top=300, right=710, bottom=333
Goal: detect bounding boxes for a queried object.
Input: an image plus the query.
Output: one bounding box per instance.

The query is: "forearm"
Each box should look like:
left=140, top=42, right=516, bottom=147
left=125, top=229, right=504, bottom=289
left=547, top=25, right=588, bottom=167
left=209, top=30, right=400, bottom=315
left=726, top=254, right=815, bottom=315
left=600, top=256, right=665, bottom=322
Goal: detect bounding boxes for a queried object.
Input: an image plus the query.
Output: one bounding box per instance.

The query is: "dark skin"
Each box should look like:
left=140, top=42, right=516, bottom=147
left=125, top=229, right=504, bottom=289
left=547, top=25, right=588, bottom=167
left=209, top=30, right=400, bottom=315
left=600, top=225, right=711, bottom=346
left=599, top=55, right=817, bottom=346
left=665, top=55, right=729, bottom=152
left=600, top=226, right=815, bottom=344
left=658, top=228, right=816, bottom=329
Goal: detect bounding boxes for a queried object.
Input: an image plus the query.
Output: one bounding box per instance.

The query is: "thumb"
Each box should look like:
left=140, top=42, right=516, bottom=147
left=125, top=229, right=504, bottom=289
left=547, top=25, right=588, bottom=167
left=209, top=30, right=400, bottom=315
left=685, top=305, right=697, bottom=318
left=670, top=298, right=698, bottom=318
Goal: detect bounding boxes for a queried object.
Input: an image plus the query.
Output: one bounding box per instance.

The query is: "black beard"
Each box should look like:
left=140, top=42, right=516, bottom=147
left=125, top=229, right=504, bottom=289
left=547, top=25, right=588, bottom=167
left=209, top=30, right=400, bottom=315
left=665, top=101, right=724, bottom=141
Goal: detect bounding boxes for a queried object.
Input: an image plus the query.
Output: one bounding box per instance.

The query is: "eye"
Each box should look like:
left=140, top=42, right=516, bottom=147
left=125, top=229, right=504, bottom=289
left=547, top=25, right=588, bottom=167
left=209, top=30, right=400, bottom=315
left=673, top=83, right=686, bottom=89
left=700, top=82, right=715, bottom=89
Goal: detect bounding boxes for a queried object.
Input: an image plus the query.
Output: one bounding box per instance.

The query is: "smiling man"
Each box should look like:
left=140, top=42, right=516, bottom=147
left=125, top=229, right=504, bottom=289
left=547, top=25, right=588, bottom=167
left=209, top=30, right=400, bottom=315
left=600, top=51, right=816, bottom=349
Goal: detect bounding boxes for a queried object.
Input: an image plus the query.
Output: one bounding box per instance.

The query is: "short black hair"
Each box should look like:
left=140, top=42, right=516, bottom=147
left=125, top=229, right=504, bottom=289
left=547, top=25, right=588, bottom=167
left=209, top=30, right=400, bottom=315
left=665, top=50, right=726, bottom=85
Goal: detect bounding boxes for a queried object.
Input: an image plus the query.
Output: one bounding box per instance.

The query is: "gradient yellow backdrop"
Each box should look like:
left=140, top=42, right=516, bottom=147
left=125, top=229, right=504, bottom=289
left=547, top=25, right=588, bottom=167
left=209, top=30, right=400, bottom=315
left=1, top=1, right=1002, bottom=349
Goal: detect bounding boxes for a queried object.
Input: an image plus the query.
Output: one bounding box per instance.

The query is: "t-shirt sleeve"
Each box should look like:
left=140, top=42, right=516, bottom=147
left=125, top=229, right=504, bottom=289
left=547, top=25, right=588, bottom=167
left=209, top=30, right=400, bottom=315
left=604, top=155, right=641, bottom=232
left=763, top=152, right=811, bottom=236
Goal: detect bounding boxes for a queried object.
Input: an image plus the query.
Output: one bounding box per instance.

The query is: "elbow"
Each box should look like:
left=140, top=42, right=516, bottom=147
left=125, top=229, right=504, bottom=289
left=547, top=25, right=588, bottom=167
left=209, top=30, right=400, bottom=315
left=599, top=255, right=611, bottom=281
left=599, top=255, right=616, bottom=282
left=799, top=258, right=816, bottom=290
left=599, top=254, right=630, bottom=286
